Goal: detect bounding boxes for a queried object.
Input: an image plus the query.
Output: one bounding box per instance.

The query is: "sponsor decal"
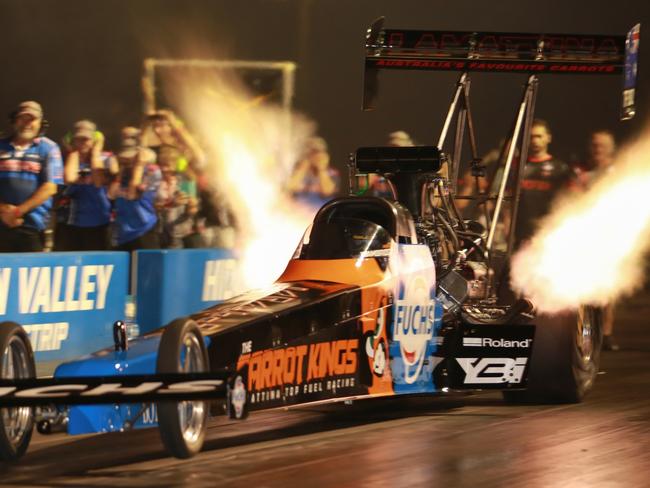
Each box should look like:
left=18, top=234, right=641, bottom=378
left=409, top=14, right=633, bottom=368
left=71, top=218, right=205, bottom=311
left=463, top=337, right=533, bottom=348
left=141, top=403, right=158, bottom=424
left=230, top=375, right=247, bottom=419
left=393, top=274, right=436, bottom=385
left=457, top=357, right=528, bottom=384
left=372, top=59, right=618, bottom=74
left=382, top=31, right=621, bottom=56
left=365, top=306, right=388, bottom=377
left=237, top=339, right=358, bottom=404
left=0, top=378, right=225, bottom=406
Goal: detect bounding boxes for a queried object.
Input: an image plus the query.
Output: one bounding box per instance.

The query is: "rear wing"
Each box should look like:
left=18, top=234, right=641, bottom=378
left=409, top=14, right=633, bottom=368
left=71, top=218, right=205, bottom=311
left=363, top=18, right=640, bottom=119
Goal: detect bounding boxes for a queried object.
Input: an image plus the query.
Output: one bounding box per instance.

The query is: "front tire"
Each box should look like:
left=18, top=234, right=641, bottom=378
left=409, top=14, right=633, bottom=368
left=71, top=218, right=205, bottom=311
left=157, top=318, right=209, bottom=458
left=504, top=305, right=603, bottom=403
left=0, top=322, right=36, bottom=462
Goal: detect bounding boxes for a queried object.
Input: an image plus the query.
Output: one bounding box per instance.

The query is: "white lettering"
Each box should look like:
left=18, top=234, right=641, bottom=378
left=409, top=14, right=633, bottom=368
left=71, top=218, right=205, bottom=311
left=50, top=267, right=66, bottom=312
left=142, top=404, right=157, bottom=424
left=78, top=265, right=97, bottom=311
left=95, top=265, right=113, bottom=309
left=457, top=357, right=528, bottom=384
left=82, top=382, right=162, bottom=396
left=0, top=268, right=10, bottom=315
left=202, top=260, right=218, bottom=301
left=23, top=323, right=69, bottom=351
left=160, top=380, right=224, bottom=394
left=64, top=266, right=80, bottom=311
left=15, top=384, right=87, bottom=398
left=0, top=387, right=16, bottom=396
left=31, top=266, right=51, bottom=313
left=18, top=267, right=39, bottom=314
left=202, top=259, right=239, bottom=301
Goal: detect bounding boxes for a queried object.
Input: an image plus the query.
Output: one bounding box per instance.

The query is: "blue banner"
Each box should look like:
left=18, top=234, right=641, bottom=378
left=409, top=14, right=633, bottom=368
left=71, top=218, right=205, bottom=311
left=135, top=249, right=243, bottom=334
left=0, top=252, right=129, bottom=371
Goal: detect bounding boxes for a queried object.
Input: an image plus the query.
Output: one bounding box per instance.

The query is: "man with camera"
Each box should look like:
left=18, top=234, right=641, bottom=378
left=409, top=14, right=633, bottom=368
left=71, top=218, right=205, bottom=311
left=54, top=120, right=118, bottom=251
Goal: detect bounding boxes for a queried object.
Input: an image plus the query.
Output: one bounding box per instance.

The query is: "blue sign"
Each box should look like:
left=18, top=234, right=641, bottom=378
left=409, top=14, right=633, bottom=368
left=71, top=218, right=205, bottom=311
left=0, top=252, right=129, bottom=370
left=135, top=249, right=242, bottom=334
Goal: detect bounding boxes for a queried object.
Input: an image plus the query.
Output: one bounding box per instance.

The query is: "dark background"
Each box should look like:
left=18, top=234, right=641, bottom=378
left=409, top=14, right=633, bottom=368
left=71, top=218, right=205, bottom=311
left=1, top=0, right=648, bottom=173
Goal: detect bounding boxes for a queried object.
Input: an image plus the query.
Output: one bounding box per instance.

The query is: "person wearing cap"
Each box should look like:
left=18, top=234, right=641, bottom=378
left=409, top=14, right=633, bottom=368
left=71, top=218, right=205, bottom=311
left=120, top=126, right=141, bottom=151
left=0, top=101, right=63, bottom=252
left=358, top=130, right=414, bottom=199
left=54, top=120, right=118, bottom=251
left=108, top=146, right=162, bottom=251
left=287, top=136, right=339, bottom=211
left=141, top=109, right=206, bottom=173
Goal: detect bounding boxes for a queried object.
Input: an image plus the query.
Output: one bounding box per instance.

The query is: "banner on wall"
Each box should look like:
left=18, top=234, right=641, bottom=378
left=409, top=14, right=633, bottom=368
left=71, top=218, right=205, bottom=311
left=0, top=252, right=129, bottom=372
left=134, top=249, right=244, bottom=334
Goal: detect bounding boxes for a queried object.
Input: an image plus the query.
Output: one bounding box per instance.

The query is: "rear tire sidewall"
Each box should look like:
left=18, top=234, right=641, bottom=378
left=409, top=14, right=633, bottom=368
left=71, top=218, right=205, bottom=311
left=0, top=321, right=35, bottom=462
left=156, top=318, right=209, bottom=459
left=504, top=306, right=603, bottom=403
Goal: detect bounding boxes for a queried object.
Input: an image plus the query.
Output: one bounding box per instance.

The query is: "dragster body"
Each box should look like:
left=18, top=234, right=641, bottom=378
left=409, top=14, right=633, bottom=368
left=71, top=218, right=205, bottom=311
left=54, top=195, right=534, bottom=435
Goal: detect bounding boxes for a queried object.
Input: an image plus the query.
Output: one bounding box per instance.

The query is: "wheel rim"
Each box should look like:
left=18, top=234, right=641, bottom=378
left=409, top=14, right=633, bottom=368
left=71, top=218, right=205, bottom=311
left=1, top=336, right=32, bottom=448
left=576, top=306, right=594, bottom=363
left=177, top=333, right=206, bottom=445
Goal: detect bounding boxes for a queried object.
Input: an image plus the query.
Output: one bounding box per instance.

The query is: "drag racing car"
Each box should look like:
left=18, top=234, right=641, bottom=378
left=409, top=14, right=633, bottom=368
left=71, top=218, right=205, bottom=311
left=0, top=18, right=639, bottom=461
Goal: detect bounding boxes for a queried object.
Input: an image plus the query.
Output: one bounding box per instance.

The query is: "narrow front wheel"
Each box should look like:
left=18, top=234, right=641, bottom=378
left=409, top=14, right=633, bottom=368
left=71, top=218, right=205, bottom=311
left=0, top=322, right=36, bottom=462
left=157, top=318, right=209, bottom=458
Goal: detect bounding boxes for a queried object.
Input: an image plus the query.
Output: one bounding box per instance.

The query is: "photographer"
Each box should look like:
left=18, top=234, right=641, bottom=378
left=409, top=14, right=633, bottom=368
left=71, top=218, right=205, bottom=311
left=156, top=144, right=203, bottom=248
left=287, top=136, right=339, bottom=210
left=108, top=146, right=162, bottom=251
left=54, top=120, right=117, bottom=251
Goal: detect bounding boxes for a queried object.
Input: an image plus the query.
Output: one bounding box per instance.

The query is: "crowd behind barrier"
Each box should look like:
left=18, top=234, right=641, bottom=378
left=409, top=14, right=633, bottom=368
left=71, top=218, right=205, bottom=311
left=0, top=100, right=341, bottom=255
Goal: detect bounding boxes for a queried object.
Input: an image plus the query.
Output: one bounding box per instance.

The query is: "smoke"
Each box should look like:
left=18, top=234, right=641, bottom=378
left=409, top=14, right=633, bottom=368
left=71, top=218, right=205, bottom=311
left=160, top=67, right=319, bottom=289
left=511, top=127, right=650, bottom=313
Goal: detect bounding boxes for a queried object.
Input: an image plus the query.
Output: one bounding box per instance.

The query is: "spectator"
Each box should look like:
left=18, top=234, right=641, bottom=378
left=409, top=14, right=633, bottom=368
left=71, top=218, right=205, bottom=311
left=573, top=130, right=616, bottom=187
left=156, top=146, right=203, bottom=248
left=119, top=126, right=141, bottom=151
left=575, top=130, right=619, bottom=350
left=287, top=136, right=339, bottom=210
left=387, top=130, right=413, bottom=147
left=360, top=130, right=414, bottom=199
left=198, top=185, right=238, bottom=249
left=141, top=109, right=205, bottom=173
left=0, top=101, right=63, bottom=252
left=54, top=120, right=117, bottom=251
left=108, top=147, right=162, bottom=251
left=514, top=119, right=572, bottom=247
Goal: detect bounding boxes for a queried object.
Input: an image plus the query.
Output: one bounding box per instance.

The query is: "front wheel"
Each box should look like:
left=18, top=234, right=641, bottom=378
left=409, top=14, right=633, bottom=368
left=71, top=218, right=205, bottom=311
left=0, top=322, right=36, bottom=462
left=157, top=318, right=210, bottom=458
left=503, top=305, right=603, bottom=403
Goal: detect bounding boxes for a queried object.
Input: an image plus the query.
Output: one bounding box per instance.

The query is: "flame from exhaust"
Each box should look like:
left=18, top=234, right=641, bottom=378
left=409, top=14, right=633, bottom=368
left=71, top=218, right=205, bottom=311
left=511, top=128, right=650, bottom=313
left=160, top=68, right=318, bottom=289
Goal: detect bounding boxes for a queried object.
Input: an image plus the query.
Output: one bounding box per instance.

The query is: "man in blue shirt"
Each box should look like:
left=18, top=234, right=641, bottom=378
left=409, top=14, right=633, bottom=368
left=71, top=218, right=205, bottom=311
left=55, top=120, right=117, bottom=251
left=108, top=147, right=162, bottom=251
left=0, top=101, right=63, bottom=252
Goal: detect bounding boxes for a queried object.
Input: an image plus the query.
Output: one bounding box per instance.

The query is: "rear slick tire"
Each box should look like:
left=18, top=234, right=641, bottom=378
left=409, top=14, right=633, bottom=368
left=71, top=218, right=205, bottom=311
left=0, top=322, right=36, bottom=462
left=503, top=305, right=603, bottom=404
left=156, top=318, right=209, bottom=459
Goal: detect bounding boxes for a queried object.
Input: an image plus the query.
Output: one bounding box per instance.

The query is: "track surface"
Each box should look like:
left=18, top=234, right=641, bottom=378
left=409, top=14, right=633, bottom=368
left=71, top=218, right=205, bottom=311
left=1, top=293, right=649, bottom=487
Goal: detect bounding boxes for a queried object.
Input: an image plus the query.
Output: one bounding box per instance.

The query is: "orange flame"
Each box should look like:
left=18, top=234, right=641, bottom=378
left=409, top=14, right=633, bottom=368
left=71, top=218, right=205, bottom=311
left=511, top=128, right=650, bottom=313
left=161, top=68, right=319, bottom=289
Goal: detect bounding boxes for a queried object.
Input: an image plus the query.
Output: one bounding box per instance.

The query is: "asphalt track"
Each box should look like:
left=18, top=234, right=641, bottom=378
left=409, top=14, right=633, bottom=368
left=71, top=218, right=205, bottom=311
left=1, top=293, right=649, bottom=487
